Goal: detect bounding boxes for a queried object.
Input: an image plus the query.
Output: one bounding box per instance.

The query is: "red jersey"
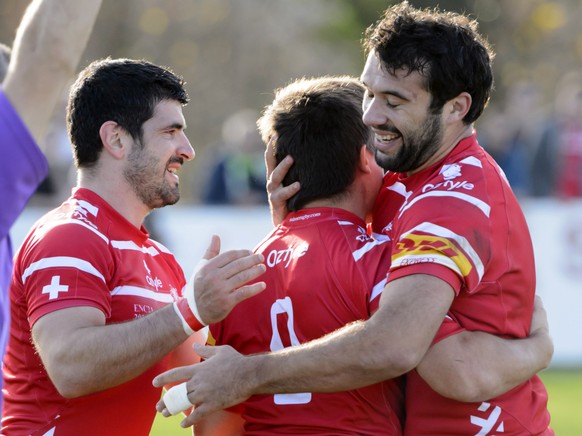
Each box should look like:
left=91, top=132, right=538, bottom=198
left=371, top=133, right=552, bottom=435
left=3, top=188, right=185, bottom=436
left=209, top=208, right=404, bottom=435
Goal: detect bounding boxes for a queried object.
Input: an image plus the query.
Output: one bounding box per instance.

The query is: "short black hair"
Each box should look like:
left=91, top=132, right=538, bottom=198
left=258, top=76, right=372, bottom=211
left=363, top=1, right=494, bottom=123
left=67, top=58, right=189, bottom=168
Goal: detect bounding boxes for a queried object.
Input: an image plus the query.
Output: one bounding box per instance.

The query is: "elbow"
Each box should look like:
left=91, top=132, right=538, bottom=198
left=434, top=366, right=492, bottom=402
left=367, top=345, right=423, bottom=379
left=45, top=364, right=95, bottom=399
left=49, top=371, right=90, bottom=399
left=441, top=379, right=487, bottom=403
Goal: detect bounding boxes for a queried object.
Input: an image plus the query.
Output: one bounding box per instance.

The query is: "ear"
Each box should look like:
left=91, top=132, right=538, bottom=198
left=99, top=121, right=128, bottom=160
left=357, top=144, right=374, bottom=174
left=443, top=91, right=472, bottom=124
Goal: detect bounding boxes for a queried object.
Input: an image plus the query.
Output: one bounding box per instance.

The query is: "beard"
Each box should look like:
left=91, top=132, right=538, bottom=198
left=374, top=108, right=444, bottom=173
left=124, top=144, right=181, bottom=209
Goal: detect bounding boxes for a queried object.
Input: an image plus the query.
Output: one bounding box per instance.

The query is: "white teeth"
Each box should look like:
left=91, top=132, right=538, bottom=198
left=167, top=168, right=177, bottom=174
left=378, top=134, right=398, bottom=141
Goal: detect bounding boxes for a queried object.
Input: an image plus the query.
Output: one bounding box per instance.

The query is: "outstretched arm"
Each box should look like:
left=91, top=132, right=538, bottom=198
left=2, top=0, right=102, bottom=145
left=153, top=274, right=455, bottom=427
left=417, top=295, right=553, bottom=402
left=33, top=236, right=265, bottom=398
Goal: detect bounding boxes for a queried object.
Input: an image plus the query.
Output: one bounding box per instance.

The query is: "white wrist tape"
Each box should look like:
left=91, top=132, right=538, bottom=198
left=172, top=301, right=197, bottom=336
left=163, top=382, right=193, bottom=416
left=184, top=258, right=209, bottom=327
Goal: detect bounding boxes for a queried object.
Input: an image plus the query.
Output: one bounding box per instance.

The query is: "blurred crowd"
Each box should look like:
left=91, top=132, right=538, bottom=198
left=33, top=72, right=582, bottom=209
left=478, top=72, right=582, bottom=200
left=1, top=0, right=577, bottom=207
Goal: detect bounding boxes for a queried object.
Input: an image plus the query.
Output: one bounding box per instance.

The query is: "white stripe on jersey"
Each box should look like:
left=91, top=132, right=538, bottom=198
left=400, top=190, right=491, bottom=218
left=110, top=286, right=174, bottom=303
left=150, top=239, right=173, bottom=254
left=387, top=181, right=412, bottom=200
left=76, top=199, right=99, bottom=216
left=459, top=156, right=482, bottom=168
left=22, top=256, right=106, bottom=284
left=111, top=240, right=160, bottom=256
left=370, top=277, right=387, bottom=303
left=41, top=427, right=56, bottom=436
left=371, top=232, right=391, bottom=242
left=401, top=222, right=484, bottom=280
left=352, top=238, right=389, bottom=262
left=58, top=219, right=109, bottom=244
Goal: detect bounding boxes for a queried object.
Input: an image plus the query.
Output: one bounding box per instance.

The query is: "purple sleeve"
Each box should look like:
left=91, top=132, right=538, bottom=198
left=0, top=89, right=49, bottom=240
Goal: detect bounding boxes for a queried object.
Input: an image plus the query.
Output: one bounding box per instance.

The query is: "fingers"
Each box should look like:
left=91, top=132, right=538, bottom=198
left=530, top=294, right=549, bottom=334
left=200, top=252, right=266, bottom=291
left=162, top=382, right=193, bottom=416
left=202, top=235, right=221, bottom=260
left=205, top=250, right=262, bottom=270
left=152, top=365, right=196, bottom=388
left=264, top=135, right=278, bottom=178
left=231, top=282, right=267, bottom=304
left=266, top=155, right=298, bottom=226
left=270, top=182, right=300, bottom=204
left=193, top=343, right=219, bottom=360
left=181, top=404, right=215, bottom=428
left=267, top=154, right=293, bottom=189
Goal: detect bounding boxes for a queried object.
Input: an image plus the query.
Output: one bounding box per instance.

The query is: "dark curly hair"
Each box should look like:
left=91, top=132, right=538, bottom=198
left=363, top=1, right=495, bottom=123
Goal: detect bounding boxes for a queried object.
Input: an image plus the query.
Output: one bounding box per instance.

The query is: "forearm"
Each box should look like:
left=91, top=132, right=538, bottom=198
left=247, top=276, right=452, bottom=395
left=418, top=330, right=553, bottom=402
left=4, top=0, right=102, bottom=143
left=249, top=318, right=416, bottom=395
left=39, top=304, right=189, bottom=398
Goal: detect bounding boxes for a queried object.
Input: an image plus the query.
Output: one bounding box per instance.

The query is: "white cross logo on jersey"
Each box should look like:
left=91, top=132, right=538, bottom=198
left=470, top=401, right=505, bottom=435
left=42, top=276, right=69, bottom=300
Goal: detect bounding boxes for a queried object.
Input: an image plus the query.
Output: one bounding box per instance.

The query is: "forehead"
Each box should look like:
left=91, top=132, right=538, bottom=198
left=360, top=52, right=427, bottom=100
left=146, top=99, right=186, bottom=128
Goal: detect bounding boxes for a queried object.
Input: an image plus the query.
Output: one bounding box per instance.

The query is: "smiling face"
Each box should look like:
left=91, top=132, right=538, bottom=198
left=123, top=99, right=194, bottom=209
left=361, top=52, right=445, bottom=174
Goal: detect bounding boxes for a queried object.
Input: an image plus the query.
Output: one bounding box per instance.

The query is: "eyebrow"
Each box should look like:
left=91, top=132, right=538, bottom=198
left=166, top=122, right=186, bottom=130
left=361, top=80, right=410, bottom=102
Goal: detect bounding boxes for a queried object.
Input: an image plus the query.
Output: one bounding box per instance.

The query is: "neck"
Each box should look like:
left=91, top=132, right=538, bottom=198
left=77, top=171, right=148, bottom=228
left=301, top=191, right=368, bottom=222
left=409, top=124, right=474, bottom=176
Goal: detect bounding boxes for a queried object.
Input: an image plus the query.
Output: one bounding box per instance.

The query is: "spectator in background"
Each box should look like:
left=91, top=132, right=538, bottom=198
left=478, top=80, right=545, bottom=198
left=202, top=108, right=267, bottom=205
left=532, top=71, right=582, bottom=198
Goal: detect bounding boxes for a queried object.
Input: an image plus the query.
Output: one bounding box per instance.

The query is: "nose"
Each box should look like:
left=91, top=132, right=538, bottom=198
left=362, top=97, right=385, bottom=128
left=179, top=133, right=195, bottom=161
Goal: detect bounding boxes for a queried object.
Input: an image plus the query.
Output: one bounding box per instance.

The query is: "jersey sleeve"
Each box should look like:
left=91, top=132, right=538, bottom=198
left=16, top=221, right=114, bottom=326
left=388, top=164, right=492, bottom=295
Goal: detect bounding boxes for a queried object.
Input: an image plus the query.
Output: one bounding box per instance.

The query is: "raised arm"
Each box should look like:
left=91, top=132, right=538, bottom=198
left=2, top=0, right=102, bottom=145
left=417, top=295, right=553, bottom=402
